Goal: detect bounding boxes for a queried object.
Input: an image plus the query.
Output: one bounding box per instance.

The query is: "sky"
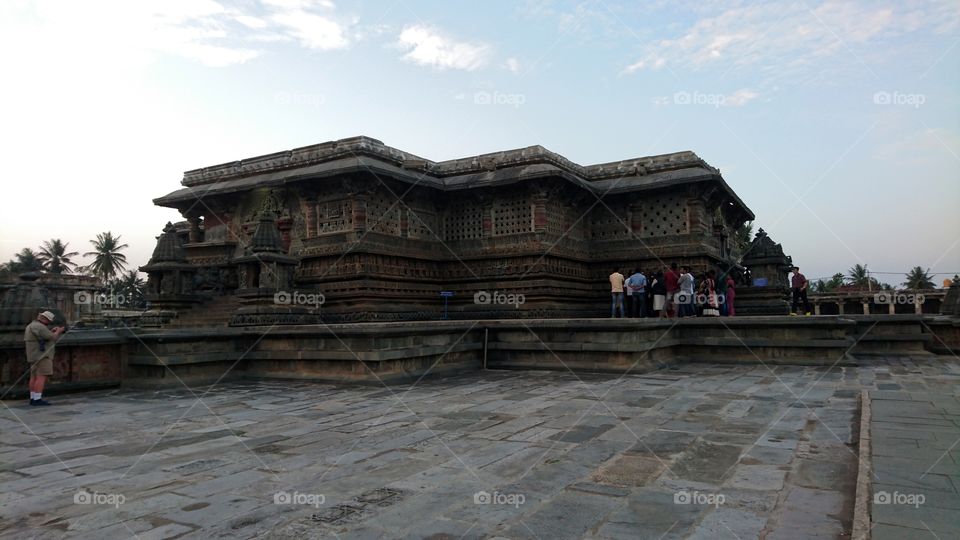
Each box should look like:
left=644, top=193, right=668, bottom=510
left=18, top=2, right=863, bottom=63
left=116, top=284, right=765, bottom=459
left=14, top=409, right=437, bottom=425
left=0, top=0, right=958, bottom=286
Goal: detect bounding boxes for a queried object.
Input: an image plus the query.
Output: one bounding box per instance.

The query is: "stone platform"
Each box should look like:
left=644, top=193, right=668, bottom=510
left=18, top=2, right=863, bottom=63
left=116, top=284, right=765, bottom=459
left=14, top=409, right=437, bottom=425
left=1, top=315, right=951, bottom=397
left=124, top=315, right=939, bottom=389
left=6, top=360, right=954, bottom=539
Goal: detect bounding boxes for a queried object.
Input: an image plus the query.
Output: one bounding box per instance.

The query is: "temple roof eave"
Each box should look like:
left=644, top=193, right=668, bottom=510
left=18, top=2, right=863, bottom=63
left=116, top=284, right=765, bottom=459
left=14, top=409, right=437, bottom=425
left=154, top=156, right=753, bottom=222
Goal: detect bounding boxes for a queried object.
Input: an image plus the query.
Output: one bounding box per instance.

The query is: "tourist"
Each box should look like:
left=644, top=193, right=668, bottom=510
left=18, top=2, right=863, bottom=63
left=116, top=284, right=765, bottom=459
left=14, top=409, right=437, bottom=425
left=24, top=311, right=64, bottom=406
left=609, top=269, right=625, bottom=318
left=651, top=271, right=666, bottom=317
left=625, top=269, right=647, bottom=318
left=702, top=270, right=720, bottom=317
left=664, top=263, right=680, bottom=318
left=677, top=266, right=695, bottom=318
left=716, top=270, right=729, bottom=316
left=725, top=274, right=736, bottom=316
left=790, top=266, right=811, bottom=315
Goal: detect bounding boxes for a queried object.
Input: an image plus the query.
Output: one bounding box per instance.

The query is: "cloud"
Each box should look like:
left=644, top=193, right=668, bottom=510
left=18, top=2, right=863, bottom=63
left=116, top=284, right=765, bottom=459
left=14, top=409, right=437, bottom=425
left=0, top=0, right=356, bottom=69
left=397, top=25, right=491, bottom=71
left=725, top=88, right=760, bottom=107
left=271, top=10, right=348, bottom=50
left=621, top=1, right=960, bottom=80
left=504, top=57, right=522, bottom=73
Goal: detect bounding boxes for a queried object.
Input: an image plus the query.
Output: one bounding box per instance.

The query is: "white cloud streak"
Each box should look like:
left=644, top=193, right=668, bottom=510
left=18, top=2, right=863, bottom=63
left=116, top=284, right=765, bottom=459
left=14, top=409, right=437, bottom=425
left=397, top=25, right=491, bottom=71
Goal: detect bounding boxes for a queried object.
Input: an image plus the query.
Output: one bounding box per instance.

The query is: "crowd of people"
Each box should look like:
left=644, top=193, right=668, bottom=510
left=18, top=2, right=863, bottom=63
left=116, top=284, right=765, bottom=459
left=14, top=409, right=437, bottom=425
left=608, top=263, right=736, bottom=318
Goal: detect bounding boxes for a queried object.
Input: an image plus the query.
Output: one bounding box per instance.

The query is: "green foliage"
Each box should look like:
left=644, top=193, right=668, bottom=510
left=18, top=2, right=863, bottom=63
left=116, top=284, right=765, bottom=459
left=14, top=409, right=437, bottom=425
left=83, top=232, right=130, bottom=284
left=903, top=266, right=935, bottom=290
left=37, top=239, right=79, bottom=274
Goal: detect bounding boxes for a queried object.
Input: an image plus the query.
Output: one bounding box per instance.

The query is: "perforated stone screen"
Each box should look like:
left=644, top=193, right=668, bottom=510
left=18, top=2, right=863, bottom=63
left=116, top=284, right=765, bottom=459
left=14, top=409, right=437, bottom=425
left=407, top=207, right=440, bottom=240
left=590, top=207, right=631, bottom=240
left=367, top=195, right=401, bottom=235
left=443, top=201, right=483, bottom=240
left=492, top=199, right=533, bottom=237
left=641, top=195, right=689, bottom=238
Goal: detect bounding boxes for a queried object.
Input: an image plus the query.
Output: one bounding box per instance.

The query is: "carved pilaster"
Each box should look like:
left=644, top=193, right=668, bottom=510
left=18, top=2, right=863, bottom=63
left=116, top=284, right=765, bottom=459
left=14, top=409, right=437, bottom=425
left=352, top=195, right=367, bottom=234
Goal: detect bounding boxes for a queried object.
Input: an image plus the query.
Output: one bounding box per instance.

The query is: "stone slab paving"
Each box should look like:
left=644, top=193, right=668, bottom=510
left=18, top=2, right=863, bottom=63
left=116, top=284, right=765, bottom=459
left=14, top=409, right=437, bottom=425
left=868, top=360, right=960, bottom=540
left=0, top=359, right=956, bottom=539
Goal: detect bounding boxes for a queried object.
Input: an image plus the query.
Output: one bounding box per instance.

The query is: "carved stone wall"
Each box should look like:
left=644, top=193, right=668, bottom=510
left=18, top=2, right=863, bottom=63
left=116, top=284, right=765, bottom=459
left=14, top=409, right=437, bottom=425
left=154, top=137, right=756, bottom=322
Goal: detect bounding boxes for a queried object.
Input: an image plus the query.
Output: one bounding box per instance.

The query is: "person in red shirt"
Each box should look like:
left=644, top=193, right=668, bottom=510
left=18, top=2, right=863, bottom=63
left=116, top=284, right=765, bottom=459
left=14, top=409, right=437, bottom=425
left=790, top=266, right=811, bottom=315
left=663, top=263, right=680, bottom=318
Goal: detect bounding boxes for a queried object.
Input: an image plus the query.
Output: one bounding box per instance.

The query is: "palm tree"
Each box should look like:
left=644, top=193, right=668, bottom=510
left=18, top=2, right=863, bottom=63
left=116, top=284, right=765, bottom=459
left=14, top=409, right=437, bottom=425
left=903, top=266, right=935, bottom=290
left=83, top=232, right=129, bottom=283
left=827, top=273, right=845, bottom=290
left=2, top=248, right=44, bottom=275
left=37, top=239, right=79, bottom=274
left=847, top=264, right=870, bottom=289
left=733, top=222, right=754, bottom=261
left=108, top=270, right=146, bottom=308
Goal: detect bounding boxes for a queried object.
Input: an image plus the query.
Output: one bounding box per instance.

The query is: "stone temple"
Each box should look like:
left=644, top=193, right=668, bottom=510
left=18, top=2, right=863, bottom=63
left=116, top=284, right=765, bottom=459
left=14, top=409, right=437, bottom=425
left=146, top=136, right=754, bottom=324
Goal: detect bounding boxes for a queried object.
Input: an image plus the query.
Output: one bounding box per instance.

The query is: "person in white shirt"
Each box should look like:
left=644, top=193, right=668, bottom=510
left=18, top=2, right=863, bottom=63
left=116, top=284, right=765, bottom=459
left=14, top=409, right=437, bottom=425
left=677, top=266, right=696, bottom=318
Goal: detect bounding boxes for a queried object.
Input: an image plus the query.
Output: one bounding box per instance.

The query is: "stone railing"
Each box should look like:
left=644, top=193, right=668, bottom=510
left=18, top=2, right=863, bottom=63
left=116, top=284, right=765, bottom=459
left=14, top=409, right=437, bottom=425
left=808, top=289, right=947, bottom=315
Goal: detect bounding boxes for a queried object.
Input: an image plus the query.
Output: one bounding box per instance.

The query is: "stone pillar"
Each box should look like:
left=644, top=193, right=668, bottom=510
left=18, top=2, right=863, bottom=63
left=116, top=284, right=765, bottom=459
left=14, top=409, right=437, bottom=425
left=888, top=303, right=896, bottom=315
left=187, top=216, right=202, bottom=243
left=814, top=302, right=821, bottom=315
left=838, top=301, right=845, bottom=315
left=862, top=302, right=870, bottom=315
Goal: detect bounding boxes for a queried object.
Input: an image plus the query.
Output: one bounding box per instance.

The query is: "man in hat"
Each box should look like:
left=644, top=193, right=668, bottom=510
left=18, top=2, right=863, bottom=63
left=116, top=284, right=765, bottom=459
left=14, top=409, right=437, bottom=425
left=24, top=311, right=65, bottom=406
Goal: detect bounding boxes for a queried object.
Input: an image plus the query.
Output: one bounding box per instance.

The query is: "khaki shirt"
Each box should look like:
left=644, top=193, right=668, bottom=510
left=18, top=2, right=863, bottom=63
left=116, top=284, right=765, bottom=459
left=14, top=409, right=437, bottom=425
left=609, top=272, right=625, bottom=293
left=24, top=320, right=57, bottom=364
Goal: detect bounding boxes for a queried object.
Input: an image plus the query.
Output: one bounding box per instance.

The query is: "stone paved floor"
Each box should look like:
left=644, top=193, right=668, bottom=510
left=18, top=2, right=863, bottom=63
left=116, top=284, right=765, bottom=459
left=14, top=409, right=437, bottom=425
left=869, top=380, right=960, bottom=539
left=0, top=360, right=957, bottom=539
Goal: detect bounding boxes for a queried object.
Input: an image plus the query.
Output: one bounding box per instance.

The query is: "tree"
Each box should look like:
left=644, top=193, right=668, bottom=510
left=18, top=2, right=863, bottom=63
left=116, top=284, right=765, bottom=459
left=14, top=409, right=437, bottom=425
left=37, top=239, right=79, bottom=274
left=107, top=270, right=146, bottom=309
left=903, top=266, right=935, bottom=290
left=83, top=232, right=129, bottom=283
left=1, top=248, right=43, bottom=275
left=847, top=264, right=871, bottom=289
left=733, top=222, right=754, bottom=260
left=827, top=273, right=845, bottom=290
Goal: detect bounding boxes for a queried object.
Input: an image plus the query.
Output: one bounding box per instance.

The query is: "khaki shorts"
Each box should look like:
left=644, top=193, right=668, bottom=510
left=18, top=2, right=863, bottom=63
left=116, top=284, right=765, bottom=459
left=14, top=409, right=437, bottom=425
left=29, top=357, right=53, bottom=376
